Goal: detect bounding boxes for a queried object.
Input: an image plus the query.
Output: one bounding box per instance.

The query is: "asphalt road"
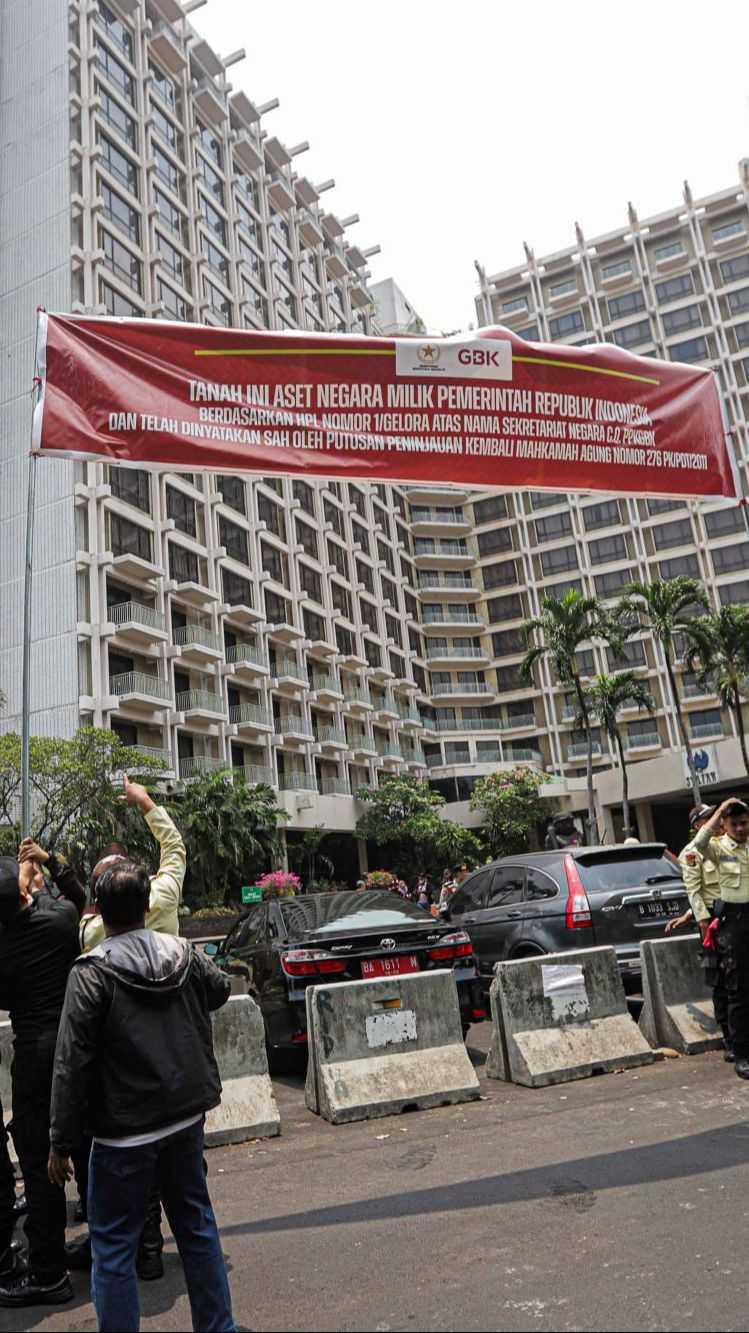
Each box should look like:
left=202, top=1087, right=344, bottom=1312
left=4, top=1025, right=749, bottom=1333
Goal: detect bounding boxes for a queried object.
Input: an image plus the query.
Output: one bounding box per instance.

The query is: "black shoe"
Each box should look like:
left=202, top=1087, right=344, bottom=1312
left=136, top=1250, right=164, bottom=1282
left=64, top=1235, right=91, bottom=1271
left=724, top=1047, right=736, bottom=1063
left=74, top=1200, right=86, bottom=1223
left=734, top=1057, right=749, bottom=1079
left=0, top=1271, right=73, bottom=1307
left=12, top=1194, right=27, bottom=1217
left=0, top=1243, right=26, bottom=1280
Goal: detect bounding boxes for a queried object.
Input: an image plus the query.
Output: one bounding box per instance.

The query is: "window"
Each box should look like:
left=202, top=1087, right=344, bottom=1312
left=196, top=120, right=222, bottom=168
left=608, top=640, right=646, bottom=670
left=101, top=181, right=139, bottom=243
left=628, top=718, right=658, bottom=741
left=235, top=172, right=255, bottom=206
left=220, top=517, right=249, bottom=564
left=202, top=235, right=230, bottom=285
left=166, top=485, right=197, bottom=537
left=601, top=259, right=631, bottom=281
left=99, top=89, right=137, bottom=149
left=496, top=663, right=525, bottom=690
left=588, top=534, right=626, bottom=564
left=576, top=650, right=595, bottom=677
left=477, top=528, right=513, bottom=557
left=530, top=491, right=564, bottom=509
left=100, top=134, right=137, bottom=195
left=652, top=518, right=693, bottom=550
left=612, top=319, right=652, bottom=349
left=450, top=870, right=492, bottom=914
left=97, top=43, right=135, bottom=102
left=549, top=278, right=577, bottom=299
left=663, top=304, right=702, bottom=336
left=483, top=560, right=518, bottom=588
left=101, top=282, right=140, bottom=316
left=219, top=476, right=246, bottom=515
left=101, top=228, right=141, bottom=290
left=265, top=590, right=290, bottom=624
left=196, top=152, right=225, bottom=204
left=157, top=278, right=188, bottom=320
left=300, top=565, right=323, bottom=604
left=492, top=628, right=524, bottom=656
left=324, top=499, right=345, bottom=537
left=608, top=290, right=645, bottom=322
left=258, top=495, right=284, bottom=539
left=594, top=568, right=632, bottom=598
left=149, top=61, right=176, bottom=111
left=647, top=498, right=682, bottom=515
left=153, top=145, right=183, bottom=200
left=262, top=543, right=287, bottom=587
left=658, top=554, right=700, bottom=580
left=98, top=2, right=133, bottom=60
left=720, top=254, right=749, bottom=285
left=202, top=198, right=227, bottom=246
left=292, top=480, right=314, bottom=514
left=203, top=276, right=230, bottom=324
left=540, top=547, right=578, bottom=575
left=154, top=188, right=185, bottom=242
left=150, top=101, right=182, bottom=157
left=502, top=296, right=527, bottom=314
left=473, top=495, right=508, bottom=524
left=110, top=514, right=151, bottom=561
left=549, top=310, right=584, bottom=339
left=356, top=560, right=374, bottom=594
left=720, top=581, right=749, bottom=606
left=547, top=578, right=582, bottom=599
left=728, top=288, right=749, bottom=316
left=654, top=241, right=686, bottom=263
left=713, top=220, right=745, bottom=243
left=485, top=593, right=524, bottom=622
left=515, top=323, right=539, bottom=341
left=670, top=336, right=708, bottom=363
left=526, top=868, right=558, bottom=901
left=485, top=866, right=525, bottom=909
left=704, top=508, right=748, bottom=539
left=296, top=518, right=318, bottom=559
left=583, top=500, right=621, bottom=530
left=236, top=196, right=258, bottom=241
left=736, top=325, right=749, bottom=349
left=304, top=609, right=326, bottom=642
left=222, top=568, right=252, bottom=607
left=534, top=511, right=572, bottom=544
left=109, top=467, right=150, bottom=511
left=155, top=232, right=186, bottom=286
left=712, top=542, right=749, bottom=574
left=655, top=273, right=695, bottom=304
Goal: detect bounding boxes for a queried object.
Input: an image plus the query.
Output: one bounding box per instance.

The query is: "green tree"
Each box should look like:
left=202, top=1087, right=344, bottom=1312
left=286, top=825, right=335, bottom=888
left=619, top=577, right=710, bottom=803
left=356, top=775, right=479, bottom=886
left=685, top=603, right=749, bottom=778
left=166, top=768, right=285, bottom=907
left=469, top=767, right=549, bottom=858
left=583, top=671, right=655, bottom=838
left=521, top=590, right=621, bottom=843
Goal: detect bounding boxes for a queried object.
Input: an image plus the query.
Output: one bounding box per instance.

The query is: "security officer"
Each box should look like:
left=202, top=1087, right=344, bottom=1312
left=670, top=804, right=730, bottom=1057
left=692, top=797, right=749, bottom=1079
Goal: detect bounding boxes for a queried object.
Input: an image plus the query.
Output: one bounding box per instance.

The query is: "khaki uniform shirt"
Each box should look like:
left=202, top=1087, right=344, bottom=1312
left=79, top=805, right=186, bottom=952
left=692, top=825, right=749, bottom=905
left=678, top=837, right=720, bottom=922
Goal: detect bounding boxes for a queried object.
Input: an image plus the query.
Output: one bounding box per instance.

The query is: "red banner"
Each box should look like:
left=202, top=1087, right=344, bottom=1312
left=33, top=313, right=737, bottom=500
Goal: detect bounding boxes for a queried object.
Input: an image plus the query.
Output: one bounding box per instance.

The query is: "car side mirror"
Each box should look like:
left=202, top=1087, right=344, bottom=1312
left=203, top=942, right=219, bottom=956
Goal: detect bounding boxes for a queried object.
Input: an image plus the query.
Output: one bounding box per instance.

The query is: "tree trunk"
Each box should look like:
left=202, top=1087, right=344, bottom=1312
left=733, top=682, right=749, bottom=779
left=664, top=651, right=701, bottom=803
left=615, top=729, right=631, bottom=838
left=575, top=679, right=598, bottom=843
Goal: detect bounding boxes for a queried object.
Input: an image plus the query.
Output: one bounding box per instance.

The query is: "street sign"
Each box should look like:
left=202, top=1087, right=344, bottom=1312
left=684, top=745, right=720, bottom=788
left=241, top=885, right=263, bottom=904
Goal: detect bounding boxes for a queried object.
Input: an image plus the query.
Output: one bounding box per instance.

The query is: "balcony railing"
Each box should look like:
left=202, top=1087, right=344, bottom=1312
left=274, top=656, right=306, bottom=680
left=423, top=611, right=482, bottom=625
left=396, top=705, right=421, bottom=722
left=419, top=575, right=477, bottom=591
left=240, top=764, right=275, bottom=786
left=626, top=732, right=661, bottom=750
left=567, top=742, right=603, bottom=759
left=176, top=689, right=225, bottom=714
left=506, top=749, right=544, bottom=765
left=226, top=643, right=268, bottom=669
left=179, top=756, right=229, bottom=779
left=131, top=745, right=173, bottom=767
left=173, top=624, right=221, bottom=652
left=416, top=540, right=470, bottom=557
left=376, top=744, right=403, bottom=759
left=500, top=713, right=537, bottom=729
left=111, top=671, right=172, bottom=701
left=344, top=688, right=372, bottom=706
left=275, top=716, right=314, bottom=738
left=311, top=673, right=341, bottom=693
left=423, top=717, right=504, bottom=733
left=426, top=647, right=486, bottom=662
left=315, top=727, right=347, bottom=746
left=682, top=681, right=713, bottom=698
left=689, top=721, right=724, bottom=740
left=476, top=749, right=503, bottom=764
left=279, top=772, right=318, bottom=792
left=349, top=731, right=376, bottom=751
left=405, top=749, right=426, bottom=764
left=109, top=601, right=164, bottom=633
left=318, top=777, right=351, bottom=796
left=411, top=509, right=466, bottom=524
left=229, top=703, right=273, bottom=728
left=431, top=683, right=493, bottom=697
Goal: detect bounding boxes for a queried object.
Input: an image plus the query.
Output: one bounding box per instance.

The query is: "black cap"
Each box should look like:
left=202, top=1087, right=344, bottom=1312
left=0, top=859, right=21, bottom=924
left=689, top=803, right=715, bottom=823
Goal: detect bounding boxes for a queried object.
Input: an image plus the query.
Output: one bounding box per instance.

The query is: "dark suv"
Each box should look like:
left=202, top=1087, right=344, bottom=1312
left=440, top=843, right=691, bottom=992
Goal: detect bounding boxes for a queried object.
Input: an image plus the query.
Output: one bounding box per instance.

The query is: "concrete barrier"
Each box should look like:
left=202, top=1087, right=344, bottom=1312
left=639, top=934, right=723, bottom=1054
left=305, top=971, right=480, bottom=1124
left=485, top=946, right=657, bottom=1088
left=205, top=995, right=280, bottom=1146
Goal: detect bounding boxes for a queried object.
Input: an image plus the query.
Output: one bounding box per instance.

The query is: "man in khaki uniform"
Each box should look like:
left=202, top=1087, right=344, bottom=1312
left=673, top=804, right=729, bottom=1056
left=692, top=798, right=749, bottom=1079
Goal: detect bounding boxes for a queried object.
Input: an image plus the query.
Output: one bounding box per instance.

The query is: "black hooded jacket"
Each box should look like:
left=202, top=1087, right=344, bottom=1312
left=50, top=930, right=230, bottom=1154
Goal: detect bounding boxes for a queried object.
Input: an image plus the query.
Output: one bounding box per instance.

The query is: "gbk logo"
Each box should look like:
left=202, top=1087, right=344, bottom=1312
left=458, top=348, right=504, bottom=366
left=395, top=336, right=513, bottom=382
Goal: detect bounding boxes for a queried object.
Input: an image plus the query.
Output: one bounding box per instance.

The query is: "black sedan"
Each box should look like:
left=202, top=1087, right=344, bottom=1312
left=206, top=891, right=486, bottom=1050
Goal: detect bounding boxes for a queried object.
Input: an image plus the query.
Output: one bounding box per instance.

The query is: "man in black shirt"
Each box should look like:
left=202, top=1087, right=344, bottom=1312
left=0, top=853, right=82, bottom=1308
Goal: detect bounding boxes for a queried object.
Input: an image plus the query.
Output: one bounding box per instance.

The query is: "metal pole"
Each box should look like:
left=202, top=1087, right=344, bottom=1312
left=20, top=449, right=38, bottom=837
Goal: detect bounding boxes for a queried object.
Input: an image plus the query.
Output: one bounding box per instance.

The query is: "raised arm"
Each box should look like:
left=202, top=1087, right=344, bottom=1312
left=18, top=839, right=86, bottom=918
left=122, top=776, right=185, bottom=930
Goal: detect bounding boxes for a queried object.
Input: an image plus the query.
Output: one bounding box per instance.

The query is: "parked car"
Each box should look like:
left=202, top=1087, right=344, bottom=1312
left=440, top=843, right=691, bottom=992
left=205, top=890, right=486, bottom=1050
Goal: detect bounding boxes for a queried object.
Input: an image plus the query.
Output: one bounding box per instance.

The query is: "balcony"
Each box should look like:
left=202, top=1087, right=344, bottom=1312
left=499, top=712, right=537, bottom=731
left=396, top=704, right=422, bottom=726
left=561, top=704, right=578, bottom=721
left=108, top=600, right=166, bottom=643
left=110, top=550, right=162, bottom=583
left=349, top=731, right=377, bottom=758
left=409, top=509, right=472, bottom=538
left=233, top=127, right=263, bottom=173
left=131, top=744, right=174, bottom=772
left=689, top=721, right=724, bottom=740
left=506, top=749, right=545, bottom=767
left=275, top=715, right=314, bottom=742
left=194, top=76, right=228, bottom=128
left=309, top=673, right=343, bottom=702
left=625, top=732, right=661, bottom=751
left=175, top=689, right=226, bottom=720
left=422, top=716, right=505, bottom=734
left=421, top=611, right=485, bottom=634
left=413, top=541, right=476, bottom=571
left=476, top=749, right=503, bottom=765
left=682, top=681, right=714, bottom=699
left=403, top=484, right=470, bottom=505
left=343, top=687, right=373, bottom=713
left=179, top=755, right=229, bottom=781
left=299, top=209, right=325, bottom=249
left=376, top=743, right=404, bottom=762
left=267, top=170, right=295, bottom=213
left=431, top=683, right=495, bottom=701
left=404, top=748, right=426, bottom=766
left=318, top=777, right=351, bottom=797
left=166, top=577, right=219, bottom=609
left=173, top=624, right=223, bottom=664
left=272, top=656, right=308, bottom=694
left=111, top=671, right=173, bottom=709
left=373, top=697, right=399, bottom=721
left=279, top=772, right=318, bottom=793
left=149, top=19, right=186, bottom=72
left=426, top=645, right=489, bottom=666
left=221, top=597, right=263, bottom=628
left=240, top=764, right=275, bottom=786
left=225, top=642, right=269, bottom=680
left=314, top=726, right=347, bottom=751
left=417, top=575, right=479, bottom=601
left=266, top=616, right=304, bottom=645
left=567, top=742, right=603, bottom=760
left=229, top=703, right=274, bottom=734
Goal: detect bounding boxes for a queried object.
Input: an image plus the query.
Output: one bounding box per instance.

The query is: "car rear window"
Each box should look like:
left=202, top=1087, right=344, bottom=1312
left=574, top=851, right=683, bottom=894
left=280, top=892, right=430, bottom=938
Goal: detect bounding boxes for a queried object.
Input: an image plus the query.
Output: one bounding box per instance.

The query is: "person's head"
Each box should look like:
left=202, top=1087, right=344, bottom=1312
left=689, top=803, right=715, bottom=835
left=723, top=800, right=749, bottom=845
left=442, top=867, right=451, bottom=881
left=95, top=860, right=150, bottom=934
left=91, top=841, right=129, bottom=894
left=0, top=857, right=35, bottom=926
left=355, top=879, right=366, bottom=892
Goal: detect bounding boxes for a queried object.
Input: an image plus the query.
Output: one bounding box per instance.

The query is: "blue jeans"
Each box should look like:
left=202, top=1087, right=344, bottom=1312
left=88, top=1117, right=235, bottom=1332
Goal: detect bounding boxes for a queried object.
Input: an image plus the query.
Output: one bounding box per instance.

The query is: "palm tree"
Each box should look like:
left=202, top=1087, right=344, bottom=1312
left=583, top=671, right=655, bottom=839
left=521, top=590, right=622, bottom=843
left=685, top=603, right=749, bottom=778
left=619, top=577, right=709, bottom=803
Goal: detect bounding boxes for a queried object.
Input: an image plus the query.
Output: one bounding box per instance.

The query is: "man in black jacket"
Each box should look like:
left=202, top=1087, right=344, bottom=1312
left=48, top=859, right=234, bottom=1333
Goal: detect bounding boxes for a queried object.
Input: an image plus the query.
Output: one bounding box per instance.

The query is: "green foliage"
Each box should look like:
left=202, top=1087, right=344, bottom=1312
left=470, top=767, right=550, bottom=858
left=356, top=775, right=480, bottom=884
left=583, top=671, right=655, bottom=740
left=286, top=825, right=335, bottom=888
left=686, top=603, right=749, bottom=776
left=619, top=577, right=709, bottom=657
left=165, top=771, right=286, bottom=907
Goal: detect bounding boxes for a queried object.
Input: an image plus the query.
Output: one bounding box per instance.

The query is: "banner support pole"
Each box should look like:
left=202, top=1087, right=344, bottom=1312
left=20, top=449, right=38, bottom=839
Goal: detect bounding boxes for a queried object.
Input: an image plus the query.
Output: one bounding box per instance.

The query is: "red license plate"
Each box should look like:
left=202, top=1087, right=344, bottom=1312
left=361, top=955, right=420, bottom=978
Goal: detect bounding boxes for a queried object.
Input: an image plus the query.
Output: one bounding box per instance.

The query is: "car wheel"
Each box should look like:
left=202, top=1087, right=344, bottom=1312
left=511, top=946, right=546, bottom=960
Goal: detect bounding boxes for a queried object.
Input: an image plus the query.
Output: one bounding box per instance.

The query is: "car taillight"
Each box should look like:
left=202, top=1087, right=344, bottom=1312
left=564, top=855, right=592, bottom=929
left=428, top=931, right=473, bottom=961
left=281, top=949, right=348, bottom=977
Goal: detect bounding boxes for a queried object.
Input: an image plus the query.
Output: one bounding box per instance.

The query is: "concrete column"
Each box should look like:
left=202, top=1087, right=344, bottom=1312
left=356, top=836, right=368, bottom=876
left=636, top=803, right=655, bottom=841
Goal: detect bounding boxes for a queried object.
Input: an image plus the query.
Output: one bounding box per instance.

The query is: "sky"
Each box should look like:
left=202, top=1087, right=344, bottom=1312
left=196, top=0, right=749, bottom=334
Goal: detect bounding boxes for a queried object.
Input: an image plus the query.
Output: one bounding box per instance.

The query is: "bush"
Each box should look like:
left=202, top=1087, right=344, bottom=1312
left=256, top=869, right=301, bottom=899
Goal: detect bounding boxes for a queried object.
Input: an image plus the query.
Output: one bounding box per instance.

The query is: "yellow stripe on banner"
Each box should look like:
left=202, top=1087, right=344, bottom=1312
left=194, top=348, right=396, bottom=357
left=514, top=354, right=660, bottom=386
